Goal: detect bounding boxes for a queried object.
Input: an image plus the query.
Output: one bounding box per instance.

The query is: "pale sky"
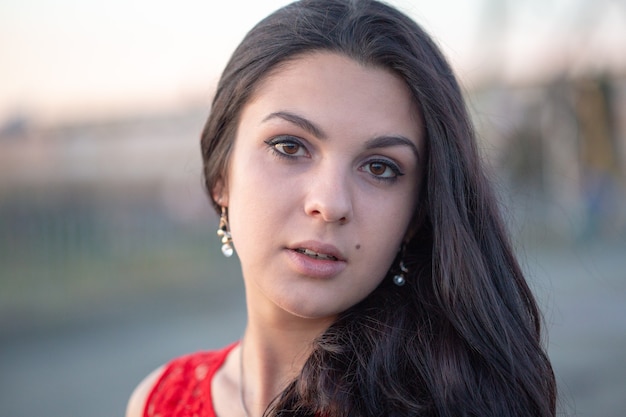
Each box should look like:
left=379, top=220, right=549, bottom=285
left=0, top=0, right=483, bottom=124
left=1, top=0, right=621, bottom=125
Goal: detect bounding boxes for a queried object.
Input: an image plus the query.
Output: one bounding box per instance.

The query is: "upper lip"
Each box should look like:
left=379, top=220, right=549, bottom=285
left=288, top=240, right=346, bottom=262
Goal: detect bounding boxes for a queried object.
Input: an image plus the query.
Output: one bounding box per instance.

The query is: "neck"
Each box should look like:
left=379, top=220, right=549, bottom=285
left=239, top=314, right=334, bottom=417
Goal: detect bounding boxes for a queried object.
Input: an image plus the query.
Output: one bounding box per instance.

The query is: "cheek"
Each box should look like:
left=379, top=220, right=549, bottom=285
left=225, top=154, right=295, bottom=249
left=361, top=187, right=415, bottom=239
left=356, top=195, right=415, bottom=272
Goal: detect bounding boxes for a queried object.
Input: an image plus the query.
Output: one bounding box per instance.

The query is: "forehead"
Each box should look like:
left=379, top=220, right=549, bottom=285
left=239, top=51, right=423, bottom=143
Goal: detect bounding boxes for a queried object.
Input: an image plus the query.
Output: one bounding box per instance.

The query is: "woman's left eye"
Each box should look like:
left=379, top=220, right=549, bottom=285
left=361, top=159, right=404, bottom=180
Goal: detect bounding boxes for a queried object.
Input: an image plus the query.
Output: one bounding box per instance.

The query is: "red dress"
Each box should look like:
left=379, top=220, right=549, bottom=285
left=144, top=343, right=238, bottom=417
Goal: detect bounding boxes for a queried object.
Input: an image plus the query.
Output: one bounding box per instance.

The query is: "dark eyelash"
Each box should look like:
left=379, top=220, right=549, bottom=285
left=366, top=158, right=405, bottom=183
left=371, top=159, right=404, bottom=176
left=264, top=136, right=305, bottom=160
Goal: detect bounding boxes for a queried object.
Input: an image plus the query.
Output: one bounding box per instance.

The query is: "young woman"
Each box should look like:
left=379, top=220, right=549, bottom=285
left=127, top=0, right=557, bottom=416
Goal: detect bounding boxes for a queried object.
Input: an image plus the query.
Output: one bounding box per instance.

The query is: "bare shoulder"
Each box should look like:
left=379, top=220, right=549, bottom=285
left=125, top=366, right=164, bottom=417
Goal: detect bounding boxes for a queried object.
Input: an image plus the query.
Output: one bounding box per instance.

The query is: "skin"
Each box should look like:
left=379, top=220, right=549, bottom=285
left=127, top=51, right=424, bottom=417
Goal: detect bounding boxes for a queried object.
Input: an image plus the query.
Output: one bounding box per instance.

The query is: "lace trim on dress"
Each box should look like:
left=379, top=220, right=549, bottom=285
left=144, top=343, right=238, bottom=417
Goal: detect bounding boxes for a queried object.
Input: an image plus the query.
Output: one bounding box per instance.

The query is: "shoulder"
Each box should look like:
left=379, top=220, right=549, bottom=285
left=125, top=343, right=239, bottom=417
left=126, top=366, right=164, bottom=417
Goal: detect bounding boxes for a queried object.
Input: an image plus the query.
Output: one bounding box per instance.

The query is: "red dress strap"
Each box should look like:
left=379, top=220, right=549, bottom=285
left=144, top=342, right=238, bottom=417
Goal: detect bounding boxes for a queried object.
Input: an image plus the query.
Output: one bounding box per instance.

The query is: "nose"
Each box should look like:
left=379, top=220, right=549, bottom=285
left=303, top=165, right=353, bottom=224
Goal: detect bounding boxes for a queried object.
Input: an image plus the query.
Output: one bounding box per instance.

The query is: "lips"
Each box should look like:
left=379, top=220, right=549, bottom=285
left=288, top=241, right=346, bottom=262
left=285, top=241, right=347, bottom=279
left=294, top=248, right=338, bottom=261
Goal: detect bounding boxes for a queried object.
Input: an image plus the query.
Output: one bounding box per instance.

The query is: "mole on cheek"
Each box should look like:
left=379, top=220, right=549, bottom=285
left=355, top=244, right=361, bottom=250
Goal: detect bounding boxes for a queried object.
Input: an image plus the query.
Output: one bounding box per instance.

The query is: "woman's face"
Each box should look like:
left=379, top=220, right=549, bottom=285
left=217, top=52, right=423, bottom=323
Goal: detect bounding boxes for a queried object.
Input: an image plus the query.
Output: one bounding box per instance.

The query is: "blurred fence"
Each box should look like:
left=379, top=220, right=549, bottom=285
left=1, top=74, right=625, bottom=326
left=0, top=106, right=232, bottom=331
left=471, top=74, right=626, bottom=243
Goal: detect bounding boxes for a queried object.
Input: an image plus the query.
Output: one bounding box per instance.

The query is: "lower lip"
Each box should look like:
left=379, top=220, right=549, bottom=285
left=284, top=249, right=347, bottom=279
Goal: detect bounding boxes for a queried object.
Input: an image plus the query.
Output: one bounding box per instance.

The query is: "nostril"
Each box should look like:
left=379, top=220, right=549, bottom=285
left=304, top=184, right=353, bottom=224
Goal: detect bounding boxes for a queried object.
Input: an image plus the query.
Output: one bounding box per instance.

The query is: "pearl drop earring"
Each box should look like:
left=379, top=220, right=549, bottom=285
left=217, top=206, right=234, bottom=257
left=393, top=260, right=408, bottom=286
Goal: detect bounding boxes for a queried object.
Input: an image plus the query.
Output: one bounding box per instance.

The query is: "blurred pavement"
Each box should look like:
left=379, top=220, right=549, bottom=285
left=1, top=240, right=625, bottom=417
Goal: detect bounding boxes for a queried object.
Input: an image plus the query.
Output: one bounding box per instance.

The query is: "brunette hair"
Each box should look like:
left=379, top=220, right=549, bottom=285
left=200, top=0, right=556, bottom=416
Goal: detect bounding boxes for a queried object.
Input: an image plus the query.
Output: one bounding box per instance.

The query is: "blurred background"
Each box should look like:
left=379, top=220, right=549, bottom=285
left=1, top=0, right=624, bottom=416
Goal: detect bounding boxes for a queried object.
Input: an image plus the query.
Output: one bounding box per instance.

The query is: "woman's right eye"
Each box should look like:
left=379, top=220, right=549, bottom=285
left=265, top=136, right=309, bottom=158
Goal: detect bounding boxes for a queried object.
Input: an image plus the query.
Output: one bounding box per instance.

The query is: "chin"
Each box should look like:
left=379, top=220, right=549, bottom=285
left=285, top=294, right=365, bottom=321
left=279, top=299, right=344, bottom=322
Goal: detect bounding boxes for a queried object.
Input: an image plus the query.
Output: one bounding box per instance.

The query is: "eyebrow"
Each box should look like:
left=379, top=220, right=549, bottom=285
left=262, top=111, right=327, bottom=139
left=262, top=110, right=420, bottom=161
left=364, top=135, right=421, bottom=162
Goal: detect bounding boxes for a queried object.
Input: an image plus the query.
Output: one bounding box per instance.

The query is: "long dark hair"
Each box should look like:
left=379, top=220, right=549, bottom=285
left=200, top=0, right=556, bottom=416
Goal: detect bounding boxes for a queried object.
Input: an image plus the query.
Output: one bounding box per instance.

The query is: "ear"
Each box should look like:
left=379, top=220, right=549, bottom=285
left=211, top=178, right=229, bottom=207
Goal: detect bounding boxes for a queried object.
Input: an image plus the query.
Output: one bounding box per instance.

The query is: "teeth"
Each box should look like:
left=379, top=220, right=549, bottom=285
left=296, top=248, right=338, bottom=261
